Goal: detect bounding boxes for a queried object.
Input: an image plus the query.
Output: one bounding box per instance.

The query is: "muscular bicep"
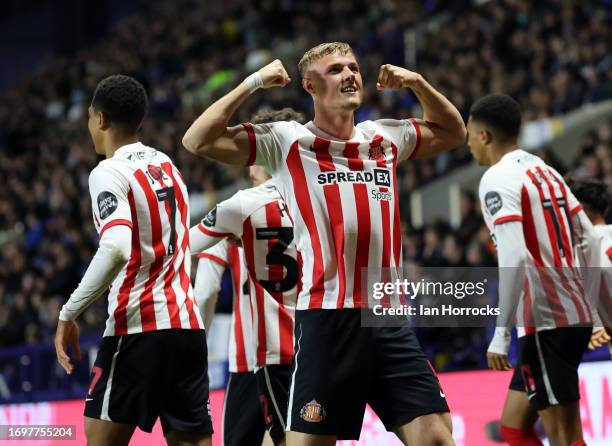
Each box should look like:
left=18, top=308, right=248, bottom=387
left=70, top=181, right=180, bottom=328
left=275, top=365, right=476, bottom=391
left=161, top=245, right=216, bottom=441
left=410, top=118, right=466, bottom=160
left=183, top=125, right=255, bottom=166
left=193, top=125, right=254, bottom=165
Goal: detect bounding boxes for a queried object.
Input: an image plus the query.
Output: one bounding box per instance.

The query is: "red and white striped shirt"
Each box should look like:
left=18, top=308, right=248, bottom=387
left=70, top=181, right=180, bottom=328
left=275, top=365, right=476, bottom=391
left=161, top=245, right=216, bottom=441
left=192, top=181, right=296, bottom=366
left=242, top=119, right=420, bottom=310
left=594, top=225, right=612, bottom=268
left=480, top=149, right=593, bottom=336
left=195, top=241, right=256, bottom=373
left=90, top=142, right=203, bottom=336
left=593, top=225, right=612, bottom=330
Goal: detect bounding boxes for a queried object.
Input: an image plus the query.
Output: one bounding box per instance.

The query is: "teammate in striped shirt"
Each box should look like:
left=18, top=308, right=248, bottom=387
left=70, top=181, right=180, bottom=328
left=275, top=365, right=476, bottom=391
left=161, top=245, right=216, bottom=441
left=194, top=109, right=304, bottom=446
left=183, top=42, right=466, bottom=445
left=54, top=75, right=211, bottom=446
left=564, top=176, right=612, bottom=352
left=193, top=108, right=304, bottom=446
left=468, top=94, right=598, bottom=446
left=194, top=240, right=266, bottom=446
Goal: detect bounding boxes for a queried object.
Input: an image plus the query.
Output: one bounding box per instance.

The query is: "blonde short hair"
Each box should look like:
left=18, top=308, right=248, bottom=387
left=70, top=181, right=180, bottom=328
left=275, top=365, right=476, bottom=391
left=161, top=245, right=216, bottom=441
left=298, top=42, right=354, bottom=78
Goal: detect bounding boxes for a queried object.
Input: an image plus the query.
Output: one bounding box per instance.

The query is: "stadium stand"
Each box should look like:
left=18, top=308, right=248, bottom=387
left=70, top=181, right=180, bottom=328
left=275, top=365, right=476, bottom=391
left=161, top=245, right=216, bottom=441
left=0, top=0, right=610, bottom=379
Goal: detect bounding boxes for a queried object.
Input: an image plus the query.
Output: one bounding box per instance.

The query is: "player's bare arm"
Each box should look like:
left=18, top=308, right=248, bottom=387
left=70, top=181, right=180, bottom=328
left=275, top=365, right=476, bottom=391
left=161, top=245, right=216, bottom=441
left=182, top=60, right=290, bottom=164
left=377, top=64, right=466, bottom=159
left=54, top=320, right=81, bottom=374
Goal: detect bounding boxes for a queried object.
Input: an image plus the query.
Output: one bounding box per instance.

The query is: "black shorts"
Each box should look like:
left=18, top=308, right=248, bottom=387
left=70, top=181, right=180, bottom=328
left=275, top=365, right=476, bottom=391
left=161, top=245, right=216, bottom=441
left=84, top=329, right=213, bottom=436
left=287, top=309, right=449, bottom=440
left=223, top=371, right=266, bottom=446
left=256, top=364, right=292, bottom=445
left=508, top=326, right=591, bottom=411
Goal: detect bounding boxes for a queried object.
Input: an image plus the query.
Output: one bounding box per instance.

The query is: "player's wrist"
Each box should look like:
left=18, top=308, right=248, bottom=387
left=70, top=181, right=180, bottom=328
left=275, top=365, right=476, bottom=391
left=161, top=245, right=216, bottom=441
left=243, top=72, right=264, bottom=93
left=58, top=307, right=75, bottom=322
left=402, top=73, right=425, bottom=91
left=488, top=326, right=511, bottom=354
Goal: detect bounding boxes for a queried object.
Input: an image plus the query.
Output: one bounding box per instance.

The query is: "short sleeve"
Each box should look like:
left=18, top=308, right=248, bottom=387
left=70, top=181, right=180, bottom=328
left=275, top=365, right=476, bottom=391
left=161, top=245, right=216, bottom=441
left=196, top=193, right=244, bottom=239
left=566, top=189, right=583, bottom=217
left=196, top=238, right=230, bottom=266
left=89, top=164, right=133, bottom=236
left=240, top=121, right=295, bottom=172
left=374, top=118, right=421, bottom=162
left=479, top=168, right=523, bottom=228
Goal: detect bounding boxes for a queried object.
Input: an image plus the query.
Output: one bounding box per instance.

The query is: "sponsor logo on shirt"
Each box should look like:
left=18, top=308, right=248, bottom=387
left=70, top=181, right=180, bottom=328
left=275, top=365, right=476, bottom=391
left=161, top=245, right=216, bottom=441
left=97, top=191, right=118, bottom=219
left=484, top=191, right=503, bottom=215
left=202, top=206, right=217, bottom=227
left=300, top=399, right=326, bottom=423
left=317, top=168, right=391, bottom=187
left=371, top=189, right=392, bottom=201
left=373, top=169, right=391, bottom=187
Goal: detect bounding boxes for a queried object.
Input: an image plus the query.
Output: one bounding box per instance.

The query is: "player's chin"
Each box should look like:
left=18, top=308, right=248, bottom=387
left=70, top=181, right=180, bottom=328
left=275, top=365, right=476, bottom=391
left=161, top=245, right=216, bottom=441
left=341, top=97, right=361, bottom=110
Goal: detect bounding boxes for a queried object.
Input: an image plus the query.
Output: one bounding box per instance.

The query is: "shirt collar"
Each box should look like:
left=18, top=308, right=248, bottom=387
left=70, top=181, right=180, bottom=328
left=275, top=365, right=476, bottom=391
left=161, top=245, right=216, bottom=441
left=114, top=142, right=145, bottom=157
left=499, top=148, right=525, bottom=163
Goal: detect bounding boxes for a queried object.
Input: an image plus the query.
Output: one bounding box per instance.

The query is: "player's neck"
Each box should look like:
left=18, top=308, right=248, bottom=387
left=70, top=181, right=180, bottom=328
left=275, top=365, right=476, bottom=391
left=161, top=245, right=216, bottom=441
left=313, top=108, right=355, bottom=140
left=490, top=143, right=518, bottom=165
left=592, top=215, right=606, bottom=226
left=103, top=134, right=140, bottom=159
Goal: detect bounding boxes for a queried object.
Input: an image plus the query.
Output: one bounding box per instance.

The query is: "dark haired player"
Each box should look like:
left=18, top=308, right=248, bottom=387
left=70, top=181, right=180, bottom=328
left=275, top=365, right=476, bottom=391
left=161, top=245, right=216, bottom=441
left=193, top=108, right=305, bottom=446
left=564, top=176, right=612, bottom=352
left=54, top=75, right=212, bottom=446
left=468, top=94, right=599, bottom=446
left=183, top=41, right=466, bottom=446
left=192, top=108, right=306, bottom=446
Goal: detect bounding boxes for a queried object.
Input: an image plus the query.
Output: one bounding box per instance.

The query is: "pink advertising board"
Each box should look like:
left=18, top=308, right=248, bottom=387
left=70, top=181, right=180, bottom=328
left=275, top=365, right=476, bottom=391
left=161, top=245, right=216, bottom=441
left=1, top=361, right=610, bottom=445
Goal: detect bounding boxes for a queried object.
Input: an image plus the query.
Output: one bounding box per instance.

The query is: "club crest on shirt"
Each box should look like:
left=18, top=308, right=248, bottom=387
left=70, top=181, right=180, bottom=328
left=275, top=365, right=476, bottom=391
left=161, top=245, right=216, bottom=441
left=147, top=165, right=164, bottom=181
left=300, top=399, right=326, bottom=423
left=368, top=144, right=385, bottom=161
left=484, top=191, right=503, bottom=215
left=97, top=191, right=118, bottom=219
left=202, top=206, right=217, bottom=227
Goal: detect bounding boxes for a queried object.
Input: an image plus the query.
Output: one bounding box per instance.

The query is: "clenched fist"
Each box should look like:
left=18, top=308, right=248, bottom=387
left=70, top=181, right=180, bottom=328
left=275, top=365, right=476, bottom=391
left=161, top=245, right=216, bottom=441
left=258, top=59, right=291, bottom=88
left=377, top=64, right=422, bottom=90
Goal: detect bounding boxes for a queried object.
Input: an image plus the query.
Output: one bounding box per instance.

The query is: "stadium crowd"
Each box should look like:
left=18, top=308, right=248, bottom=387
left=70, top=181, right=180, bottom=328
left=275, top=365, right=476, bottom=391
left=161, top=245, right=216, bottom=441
left=0, top=0, right=611, bottom=371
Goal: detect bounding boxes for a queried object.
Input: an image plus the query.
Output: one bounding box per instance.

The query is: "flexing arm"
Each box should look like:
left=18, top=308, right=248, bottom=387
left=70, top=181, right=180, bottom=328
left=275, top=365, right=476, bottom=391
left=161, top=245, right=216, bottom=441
left=182, top=60, right=290, bottom=164
left=377, top=65, right=466, bottom=159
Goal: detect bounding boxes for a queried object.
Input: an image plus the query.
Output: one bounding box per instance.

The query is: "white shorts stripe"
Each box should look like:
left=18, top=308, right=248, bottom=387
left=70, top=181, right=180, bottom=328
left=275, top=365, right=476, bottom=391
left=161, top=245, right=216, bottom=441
left=222, top=374, right=232, bottom=445
left=534, top=331, right=559, bottom=405
left=101, top=337, right=123, bottom=421
left=286, top=323, right=303, bottom=431
left=264, top=366, right=286, bottom=430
